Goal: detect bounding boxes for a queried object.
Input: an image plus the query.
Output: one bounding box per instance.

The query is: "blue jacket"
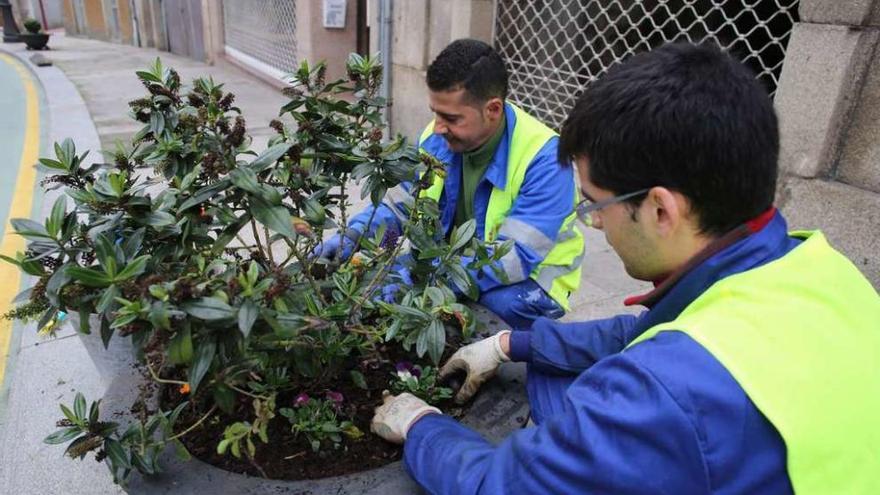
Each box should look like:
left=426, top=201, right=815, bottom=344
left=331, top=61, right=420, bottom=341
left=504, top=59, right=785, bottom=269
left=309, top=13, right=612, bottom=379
left=404, top=211, right=800, bottom=494
left=348, top=103, right=576, bottom=295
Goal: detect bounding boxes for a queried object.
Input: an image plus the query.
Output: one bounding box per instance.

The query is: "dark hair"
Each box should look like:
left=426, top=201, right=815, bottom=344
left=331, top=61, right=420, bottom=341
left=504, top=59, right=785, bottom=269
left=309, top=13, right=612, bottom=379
left=559, top=42, right=779, bottom=236
left=427, top=39, right=508, bottom=103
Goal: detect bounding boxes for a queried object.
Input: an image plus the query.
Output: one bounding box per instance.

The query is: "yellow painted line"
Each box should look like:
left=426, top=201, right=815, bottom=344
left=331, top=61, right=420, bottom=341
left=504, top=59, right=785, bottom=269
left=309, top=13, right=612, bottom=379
left=0, top=53, right=40, bottom=388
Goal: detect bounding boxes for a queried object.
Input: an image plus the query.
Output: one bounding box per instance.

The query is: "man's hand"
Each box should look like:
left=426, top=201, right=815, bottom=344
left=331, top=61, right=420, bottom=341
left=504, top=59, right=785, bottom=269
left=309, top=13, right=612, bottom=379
left=371, top=391, right=441, bottom=444
left=379, top=264, right=414, bottom=303
left=311, top=234, right=355, bottom=261
left=439, top=330, right=511, bottom=404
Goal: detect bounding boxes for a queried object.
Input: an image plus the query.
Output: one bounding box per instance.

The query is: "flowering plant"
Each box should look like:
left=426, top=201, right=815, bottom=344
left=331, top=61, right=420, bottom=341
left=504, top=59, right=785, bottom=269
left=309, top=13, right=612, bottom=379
left=390, top=361, right=453, bottom=403
left=279, top=392, right=363, bottom=452
left=5, top=54, right=509, bottom=483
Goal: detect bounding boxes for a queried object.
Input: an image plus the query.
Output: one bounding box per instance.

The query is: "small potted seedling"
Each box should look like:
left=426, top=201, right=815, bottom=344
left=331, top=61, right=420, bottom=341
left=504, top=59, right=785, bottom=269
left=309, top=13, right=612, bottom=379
left=21, top=17, right=50, bottom=50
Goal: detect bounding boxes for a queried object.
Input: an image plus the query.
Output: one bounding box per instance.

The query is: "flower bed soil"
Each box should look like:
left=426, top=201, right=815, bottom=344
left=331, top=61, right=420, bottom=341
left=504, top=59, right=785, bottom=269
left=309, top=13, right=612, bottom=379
left=157, top=347, right=467, bottom=480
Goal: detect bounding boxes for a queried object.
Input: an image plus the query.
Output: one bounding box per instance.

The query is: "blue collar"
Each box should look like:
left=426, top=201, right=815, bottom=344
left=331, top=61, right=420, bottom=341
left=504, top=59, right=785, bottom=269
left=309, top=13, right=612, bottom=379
left=481, top=103, right=518, bottom=191
left=629, top=210, right=802, bottom=335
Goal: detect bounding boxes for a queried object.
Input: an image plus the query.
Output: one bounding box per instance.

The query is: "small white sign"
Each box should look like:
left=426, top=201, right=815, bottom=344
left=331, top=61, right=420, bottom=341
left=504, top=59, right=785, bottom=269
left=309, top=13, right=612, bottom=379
left=323, top=0, right=347, bottom=29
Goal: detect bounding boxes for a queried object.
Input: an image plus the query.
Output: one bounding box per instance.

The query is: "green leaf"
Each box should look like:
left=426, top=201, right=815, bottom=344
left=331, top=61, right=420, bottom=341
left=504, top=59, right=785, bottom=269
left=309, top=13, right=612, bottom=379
left=43, top=428, right=82, bottom=445
left=424, top=286, right=446, bottom=307
left=250, top=197, right=297, bottom=239
left=180, top=165, right=201, bottom=190
left=19, top=256, right=44, bottom=276
left=450, top=219, right=476, bottom=252
left=173, top=439, right=192, bottom=461
left=100, top=315, right=115, bottom=348
left=130, top=450, right=155, bottom=475
left=114, top=255, right=150, bottom=282
left=11, top=218, right=51, bottom=239
left=136, top=70, right=162, bottom=83
left=89, top=399, right=101, bottom=424
left=149, top=301, right=171, bottom=330
left=46, top=264, right=73, bottom=307
left=248, top=142, right=292, bottom=173
left=143, top=211, right=176, bottom=227
left=95, top=285, right=120, bottom=313
left=168, top=324, right=193, bottom=365
left=189, top=340, right=217, bottom=393
left=105, top=438, right=132, bottom=469
left=121, top=228, right=146, bottom=259
left=150, top=111, right=165, bottom=136
left=426, top=319, right=445, bottom=364
left=0, top=254, right=19, bottom=268
left=390, top=304, right=430, bottom=321
left=73, top=392, right=87, bottom=419
left=302, top=197, right=326, bottom=225
left=182, top=297, right=236, bottom=320
left=213, top=384, right=236, bottom=414
left=229, top=167, right=262, bottom=195
left=179, top=178, right=230, bottom=211
left=247, top=261, right=259, bottom=285
left=46, top=196, right=67, bottom=238
left=38, top=157, right=68, bottom=171
left=384, top=319, right=402, bottom=342
left=60, top=403, right=78, bottom=424
left=448, top=263, right=478, bottom=300
left=238, top=298, right=258, bottom=338
left=110, top=312, right=137, bottom=330
left=350, top=370, right=368, bottom=390
left=217, top=439, right=231, bottom=455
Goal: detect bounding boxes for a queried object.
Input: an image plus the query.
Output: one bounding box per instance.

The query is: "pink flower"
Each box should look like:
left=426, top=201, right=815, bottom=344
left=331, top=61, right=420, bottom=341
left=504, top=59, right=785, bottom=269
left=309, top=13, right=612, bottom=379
left=326, top=390, right=344, bottom=405
left=294, top=392, right=310, bottom=407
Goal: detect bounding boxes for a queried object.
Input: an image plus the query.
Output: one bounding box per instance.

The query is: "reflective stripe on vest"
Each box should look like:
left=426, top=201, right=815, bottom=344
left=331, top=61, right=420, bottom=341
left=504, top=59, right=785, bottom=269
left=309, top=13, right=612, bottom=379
left=627, top=231, right=880, bottom=494
left=418, top=104, right=584, bottom=310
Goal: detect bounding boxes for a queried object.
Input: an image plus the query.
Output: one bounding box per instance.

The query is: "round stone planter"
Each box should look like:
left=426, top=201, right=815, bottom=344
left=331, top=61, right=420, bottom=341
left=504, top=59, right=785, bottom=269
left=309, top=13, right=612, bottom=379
left=66, top=313, right=135, bottom=382
left=95, top=307, right=527, bottom=493
left=20, top=32, right=50, bottom=50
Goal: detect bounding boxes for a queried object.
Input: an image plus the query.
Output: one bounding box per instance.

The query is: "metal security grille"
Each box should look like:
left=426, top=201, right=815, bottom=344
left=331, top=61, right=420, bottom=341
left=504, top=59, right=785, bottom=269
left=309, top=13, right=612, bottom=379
left=495, top=0, right=800, bottom=129
left=223, top=0, right=298, bottom=78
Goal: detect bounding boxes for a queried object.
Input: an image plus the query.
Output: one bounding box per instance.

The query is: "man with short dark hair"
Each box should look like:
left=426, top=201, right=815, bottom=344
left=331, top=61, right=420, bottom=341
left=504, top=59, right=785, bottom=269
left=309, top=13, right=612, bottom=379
left=371, top=42, right=880, bottom=494
left=317, top=39, right=584, bottom=327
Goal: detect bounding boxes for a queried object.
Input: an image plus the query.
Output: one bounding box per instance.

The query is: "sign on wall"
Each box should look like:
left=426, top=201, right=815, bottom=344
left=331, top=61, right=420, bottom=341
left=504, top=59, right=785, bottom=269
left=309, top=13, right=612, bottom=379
left=323, top=0, right=347, bottom=29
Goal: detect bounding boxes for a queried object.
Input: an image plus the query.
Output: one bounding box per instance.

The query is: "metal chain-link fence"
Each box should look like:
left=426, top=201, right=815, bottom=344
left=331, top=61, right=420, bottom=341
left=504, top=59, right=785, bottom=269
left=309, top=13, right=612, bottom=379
left=495, top=0, right=800, bottom=129
left=223, top=0, right=298, bottom=76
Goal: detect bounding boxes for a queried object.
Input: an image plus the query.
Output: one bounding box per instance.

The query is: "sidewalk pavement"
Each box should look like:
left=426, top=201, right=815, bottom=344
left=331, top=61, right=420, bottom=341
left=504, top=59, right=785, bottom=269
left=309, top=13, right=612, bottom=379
left=0, top=33, right=647, bottom=494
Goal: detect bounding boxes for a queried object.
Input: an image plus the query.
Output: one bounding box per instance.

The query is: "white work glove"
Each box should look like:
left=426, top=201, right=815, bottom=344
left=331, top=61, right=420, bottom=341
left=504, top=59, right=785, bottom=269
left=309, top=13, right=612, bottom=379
left=371, top=391, right=441, bottom=444
left=439, top=330, right=511, bottom=404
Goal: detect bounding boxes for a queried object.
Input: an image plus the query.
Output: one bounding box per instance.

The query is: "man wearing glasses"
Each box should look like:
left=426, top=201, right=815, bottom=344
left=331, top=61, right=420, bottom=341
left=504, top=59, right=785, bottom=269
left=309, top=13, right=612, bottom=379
left=372, top=42, right=880, bottom=494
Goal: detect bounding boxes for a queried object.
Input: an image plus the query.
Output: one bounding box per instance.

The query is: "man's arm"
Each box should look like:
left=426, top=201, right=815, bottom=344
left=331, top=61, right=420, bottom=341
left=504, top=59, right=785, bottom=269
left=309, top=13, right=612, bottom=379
left=464, top=138, right=577, bottom=293
left=507, top=312, right=645, bottom=375
left=403, top=352, right=708, bottom=495
left=346, top=183, right=412, bottom=240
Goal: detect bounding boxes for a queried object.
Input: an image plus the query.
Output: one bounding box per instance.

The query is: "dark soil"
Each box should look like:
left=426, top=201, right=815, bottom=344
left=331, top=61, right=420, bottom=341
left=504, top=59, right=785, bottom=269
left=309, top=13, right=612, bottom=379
left=159, top=347, right=466, bottom=481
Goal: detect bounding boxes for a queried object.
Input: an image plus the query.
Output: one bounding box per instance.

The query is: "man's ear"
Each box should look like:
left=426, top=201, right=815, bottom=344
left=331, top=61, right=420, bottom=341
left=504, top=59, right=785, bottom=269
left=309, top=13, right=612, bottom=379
left=484, top=97, right=504, bottom=120
left=644, top=187, right=689, bottom=238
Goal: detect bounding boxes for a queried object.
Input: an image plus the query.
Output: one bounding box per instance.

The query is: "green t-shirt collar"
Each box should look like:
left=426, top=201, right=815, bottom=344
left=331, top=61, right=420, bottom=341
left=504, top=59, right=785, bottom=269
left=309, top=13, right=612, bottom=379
left=462, top=113, right=506, bottom=167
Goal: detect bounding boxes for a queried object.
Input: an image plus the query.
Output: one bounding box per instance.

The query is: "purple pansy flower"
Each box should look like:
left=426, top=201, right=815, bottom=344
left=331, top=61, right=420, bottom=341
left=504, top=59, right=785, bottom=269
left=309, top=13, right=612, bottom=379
left=294, top=392, right=310, bottom=407
left=395, top=361, right=421, bottom=379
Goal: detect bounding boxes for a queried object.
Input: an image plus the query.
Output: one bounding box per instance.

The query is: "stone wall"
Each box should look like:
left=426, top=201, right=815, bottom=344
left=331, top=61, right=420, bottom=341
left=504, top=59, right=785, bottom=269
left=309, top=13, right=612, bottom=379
left=294, top=0, right=360, bottom=84
left=378, top=0, right=494, bottom=141
left=775, top=0, right=880, bottom=287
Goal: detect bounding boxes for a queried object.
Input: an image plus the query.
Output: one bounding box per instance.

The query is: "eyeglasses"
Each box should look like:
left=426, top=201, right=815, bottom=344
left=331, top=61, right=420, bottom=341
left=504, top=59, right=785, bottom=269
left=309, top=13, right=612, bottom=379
left=576, top=188, right=650, bottom=227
